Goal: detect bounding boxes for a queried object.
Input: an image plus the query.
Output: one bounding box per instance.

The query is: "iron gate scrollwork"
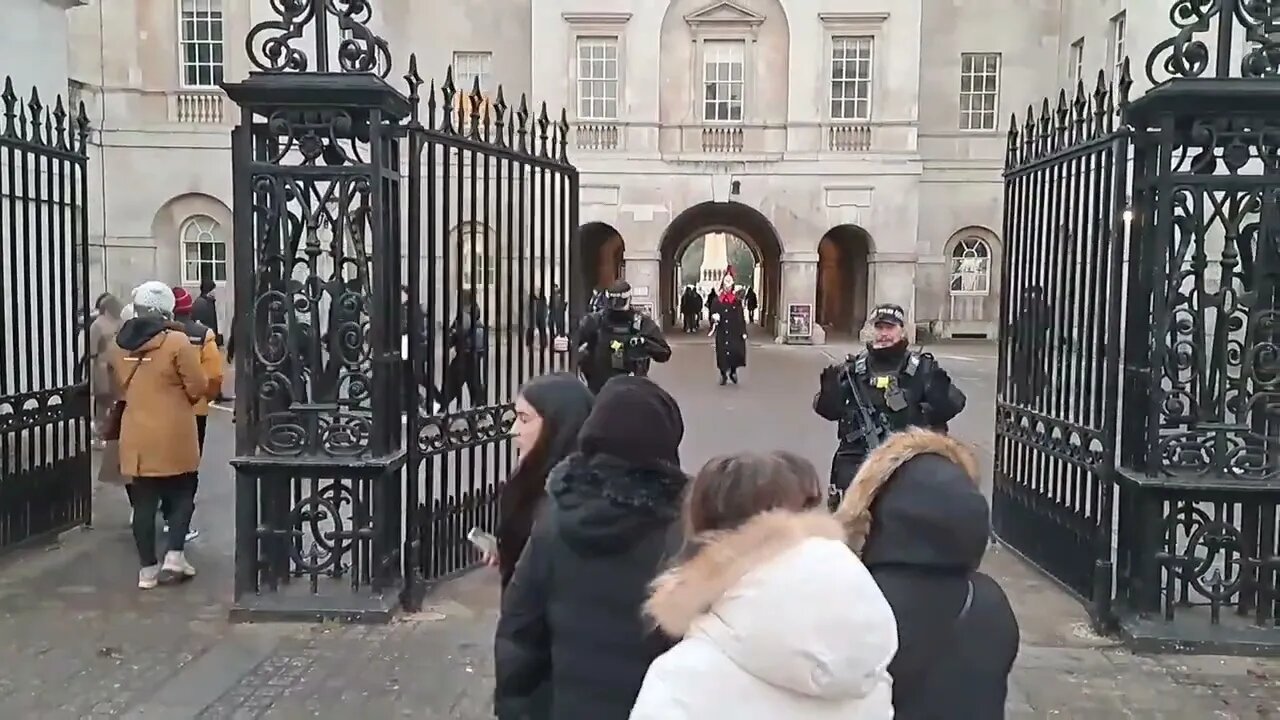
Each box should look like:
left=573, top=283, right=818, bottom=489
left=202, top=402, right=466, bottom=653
left=998, top=0, right=1280, bottom=653
left=0, top=77, right=93, bottom=555
left=226, top=0, right=578, bottom=622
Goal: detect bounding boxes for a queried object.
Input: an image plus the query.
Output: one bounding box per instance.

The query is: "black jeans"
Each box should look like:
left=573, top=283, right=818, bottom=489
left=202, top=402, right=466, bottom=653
left=441, top=353, right=485, bottom=407
left=131, top=473, right=197, bottom=566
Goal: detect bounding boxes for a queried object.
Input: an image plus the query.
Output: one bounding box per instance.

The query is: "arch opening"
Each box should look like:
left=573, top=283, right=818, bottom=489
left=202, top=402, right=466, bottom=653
left=659, top=202, right=783, bottom=333
left=943, top=226, right=1000, bottom=338
left=578, top=222, right=625, bottom=298
left=816, top=224, right=873, bottom=336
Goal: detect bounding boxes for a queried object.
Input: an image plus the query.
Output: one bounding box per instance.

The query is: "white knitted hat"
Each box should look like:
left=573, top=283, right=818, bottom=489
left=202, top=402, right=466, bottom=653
left=132, top=281, right=175, bottom=314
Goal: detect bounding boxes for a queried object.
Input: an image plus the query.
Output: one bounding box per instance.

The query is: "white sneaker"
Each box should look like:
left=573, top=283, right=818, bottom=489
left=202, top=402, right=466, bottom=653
left=185, top=528, right=200, bottom=542
left=159, top=551, right=196, bottom=583
left=138, top=565, right=160, bottom=589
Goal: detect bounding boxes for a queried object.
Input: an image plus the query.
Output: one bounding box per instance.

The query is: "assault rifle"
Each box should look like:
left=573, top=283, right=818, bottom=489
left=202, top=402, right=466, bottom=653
left=840, top=365, right=892, bottom=453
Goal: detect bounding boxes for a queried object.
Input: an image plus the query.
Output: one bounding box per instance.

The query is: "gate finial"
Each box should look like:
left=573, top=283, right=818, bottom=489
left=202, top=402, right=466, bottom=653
left=245, top=0, right=392, bottom=78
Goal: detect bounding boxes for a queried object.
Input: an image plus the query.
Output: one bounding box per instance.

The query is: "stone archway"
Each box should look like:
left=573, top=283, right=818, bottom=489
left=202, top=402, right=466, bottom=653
left=578, top=222, right=625, bottom=297
left=816, top=224, right=874, bottom=336
left=659, top=202, right=784, bottom=332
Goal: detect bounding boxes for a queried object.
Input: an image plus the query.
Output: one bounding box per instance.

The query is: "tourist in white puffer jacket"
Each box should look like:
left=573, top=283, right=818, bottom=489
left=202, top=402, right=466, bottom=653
left=630, top=452, right=898, bottom=720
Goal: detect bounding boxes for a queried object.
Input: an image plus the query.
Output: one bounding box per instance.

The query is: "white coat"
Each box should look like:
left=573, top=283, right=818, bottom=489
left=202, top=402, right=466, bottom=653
left=630, top=510, right=898, bottom=720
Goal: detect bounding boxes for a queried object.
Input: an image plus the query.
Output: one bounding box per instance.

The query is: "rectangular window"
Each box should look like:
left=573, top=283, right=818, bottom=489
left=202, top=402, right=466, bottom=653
left=1109, top=13, right=1126, bottom=81
left=959, top=53, right=1000, bottom=131
left=1069, top=38, right=1085, bottom=89
left=453, top=52, right=493, bottom=94
left=702, top=40, right=745, bottom=123
left=830, top=36, right=873, bottom=121
left=179, top=0, right=224, bottom=88
left=577, top=38, right=620, bottom=120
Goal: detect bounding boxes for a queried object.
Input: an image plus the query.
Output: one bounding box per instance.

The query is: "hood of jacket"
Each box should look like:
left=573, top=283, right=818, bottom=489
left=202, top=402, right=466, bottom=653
left=835, top=427, right=988, bottom=572
left=546, top=452, right=686, bottom=556
left=646, top=510, right=897, bottom=702
left=116, top=316, right=177, bottom=353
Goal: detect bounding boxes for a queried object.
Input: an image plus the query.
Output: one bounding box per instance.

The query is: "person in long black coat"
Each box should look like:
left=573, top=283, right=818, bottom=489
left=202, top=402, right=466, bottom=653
left=836, top=427, right=1020, bottom=720
left=708, top=276, right=747, bottom=385
left=494, top=376, right=688, bottom=720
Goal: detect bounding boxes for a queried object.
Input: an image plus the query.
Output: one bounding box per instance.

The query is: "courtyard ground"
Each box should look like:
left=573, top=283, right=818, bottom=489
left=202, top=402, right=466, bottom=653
left=0, top=338, right=1277, bottom=718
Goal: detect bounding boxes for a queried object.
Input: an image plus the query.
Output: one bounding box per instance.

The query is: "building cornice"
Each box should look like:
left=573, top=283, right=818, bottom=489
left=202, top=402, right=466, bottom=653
left=45, top=0, right=89, bottom=9
left=561, top=12, right=632, bottom=26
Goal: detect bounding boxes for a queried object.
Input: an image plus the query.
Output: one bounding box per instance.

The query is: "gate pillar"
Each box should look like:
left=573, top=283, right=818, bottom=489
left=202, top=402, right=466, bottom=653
left=1113, top=2, right=1280, bottom=653
left=222, top=5, right=412, bottom=622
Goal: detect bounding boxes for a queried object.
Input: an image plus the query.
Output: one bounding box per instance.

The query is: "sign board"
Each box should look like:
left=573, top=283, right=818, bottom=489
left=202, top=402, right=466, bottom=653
left=787, top=303, right=813, bottom=339
left=632, top=301, right=654, bottom=318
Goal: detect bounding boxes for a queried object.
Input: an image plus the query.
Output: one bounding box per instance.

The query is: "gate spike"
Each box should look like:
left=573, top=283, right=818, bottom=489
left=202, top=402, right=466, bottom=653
left=1, top=77, right=16, bottom=138
left=426, top=79, right=437, bottom=131
left=1037, top=98, right=1052, bottom=158
left=1092, top=70, right=1109, bottom=137
left=1117, top=58, right=1133, bottom=109
left=493, top=85, right=509, bottom=149
left=558, top=107, right=570, bottom=163
left=1072, top=80, right=1088, bottom=142
left=1005, top=115, right=1019, bottom=168
left=1054, top=89, right=1069, bottom=148
left=515, top=94, right=530, bottom=154
left=404, top=54, right=424, bottom=126
left=536, top=102, right=551, bottom=158
left=28, top=87, right=44, bottom=146
left=75, top=100, right=90, bottom=154
left=1022, top=106, right=1035, bottom=161
left=439, top=66, right=456, bottom=135
left=468, top=75, right=484, bottom=141
left=52, top=95, right=68, bottom=150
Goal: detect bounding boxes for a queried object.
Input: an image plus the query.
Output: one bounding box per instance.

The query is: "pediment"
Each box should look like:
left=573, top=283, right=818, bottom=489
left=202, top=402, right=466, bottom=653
left=684, top=1, right=765, bottom=27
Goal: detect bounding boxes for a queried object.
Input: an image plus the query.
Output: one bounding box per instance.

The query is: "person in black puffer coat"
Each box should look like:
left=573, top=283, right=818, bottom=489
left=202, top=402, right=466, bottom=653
left=494, top=375, right=688, bottom=720
left=835, top=427, right=1020, bottom=720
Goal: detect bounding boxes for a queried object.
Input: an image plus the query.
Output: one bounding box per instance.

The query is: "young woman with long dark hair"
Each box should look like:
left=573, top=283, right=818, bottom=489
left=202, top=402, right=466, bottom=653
left=489, top=372, right=593, bottom=588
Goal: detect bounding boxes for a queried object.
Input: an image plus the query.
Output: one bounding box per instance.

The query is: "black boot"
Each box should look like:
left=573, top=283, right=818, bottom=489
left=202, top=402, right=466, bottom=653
left=729, top=369, right=738, bottom=384
left=719, top=371, right=727, bottom=386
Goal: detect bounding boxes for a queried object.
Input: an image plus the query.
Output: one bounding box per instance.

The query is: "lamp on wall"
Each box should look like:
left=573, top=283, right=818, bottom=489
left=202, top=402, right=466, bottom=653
left=730, top=180, right=740, bottom=196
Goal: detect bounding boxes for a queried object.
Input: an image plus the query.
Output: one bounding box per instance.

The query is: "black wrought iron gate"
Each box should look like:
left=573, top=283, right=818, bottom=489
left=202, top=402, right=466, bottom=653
left=993, top=70, right=1132, bottom=623
left=998, top=1, right=1280, bottom=652
left=226, top=3, right=577, bottom=621
left=0, top=77, right=93, bottom=555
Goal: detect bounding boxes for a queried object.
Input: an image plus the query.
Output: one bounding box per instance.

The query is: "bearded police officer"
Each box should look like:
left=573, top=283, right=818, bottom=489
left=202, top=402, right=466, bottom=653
left=812, top=302, right=966, bottom=506
left=566, top=279, right=671, bottom=394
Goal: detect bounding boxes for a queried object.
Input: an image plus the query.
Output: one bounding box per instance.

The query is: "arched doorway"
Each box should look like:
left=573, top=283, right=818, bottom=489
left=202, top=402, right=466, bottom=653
left=659, top=202, right=783, bottom=332
left=673, top=231, right=762, bottom=329
left=579, top=222, right=625, bottom=298
left=944, top=227, right=1000, bottom=338
left=816, top=224, right=873, bottom=336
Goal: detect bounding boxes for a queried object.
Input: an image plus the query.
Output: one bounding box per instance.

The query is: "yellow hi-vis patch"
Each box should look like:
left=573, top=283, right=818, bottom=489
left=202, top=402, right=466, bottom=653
left=610, top=340, right=624, bottom=351
left=874, top=375, right=892, bottom=389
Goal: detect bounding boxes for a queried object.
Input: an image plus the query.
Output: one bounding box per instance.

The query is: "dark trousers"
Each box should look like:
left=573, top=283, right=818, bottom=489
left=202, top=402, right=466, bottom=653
left=525, top=323, right=547, bottom=347
left=828, top=451, right=865, bottom=510
left=130, top=473, right=197, bottom=566
left=440, top=353, right=485, bottom=407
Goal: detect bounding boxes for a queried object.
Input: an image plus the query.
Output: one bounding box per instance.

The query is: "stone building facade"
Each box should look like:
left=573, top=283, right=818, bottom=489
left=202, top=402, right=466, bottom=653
left=8, top=0, right=1160, bottom=340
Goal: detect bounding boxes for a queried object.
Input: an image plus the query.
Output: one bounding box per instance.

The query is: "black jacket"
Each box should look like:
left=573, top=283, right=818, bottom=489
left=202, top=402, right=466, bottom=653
left=494, top=452, right=686, bottom=720
left=572, top=310, right=671, bottom=394
left=191, top=294, right=220, bottom=344
left=855, top=436, right=1019, bottom=720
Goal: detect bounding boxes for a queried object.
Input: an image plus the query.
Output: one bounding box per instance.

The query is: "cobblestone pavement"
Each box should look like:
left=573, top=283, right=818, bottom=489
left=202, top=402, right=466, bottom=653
left=1, top=339, right=1278, bottom=718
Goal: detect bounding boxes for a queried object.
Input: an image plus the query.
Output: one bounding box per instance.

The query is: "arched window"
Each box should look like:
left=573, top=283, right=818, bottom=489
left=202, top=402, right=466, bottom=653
left=180, top=214, right=228, bottom=284
left=949, top=237, right=991, bottom=295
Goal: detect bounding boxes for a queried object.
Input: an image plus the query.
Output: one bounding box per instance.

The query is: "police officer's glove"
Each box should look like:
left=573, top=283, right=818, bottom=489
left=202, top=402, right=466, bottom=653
left=627, top=335, right=645, bottom=348
left=925, top=367, right=953, bottom=406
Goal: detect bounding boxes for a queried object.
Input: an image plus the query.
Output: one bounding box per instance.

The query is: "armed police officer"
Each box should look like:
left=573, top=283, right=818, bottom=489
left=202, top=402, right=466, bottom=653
left=566, top=279, right=672, bottom=394
left=813, top=303, right=966, bottom=507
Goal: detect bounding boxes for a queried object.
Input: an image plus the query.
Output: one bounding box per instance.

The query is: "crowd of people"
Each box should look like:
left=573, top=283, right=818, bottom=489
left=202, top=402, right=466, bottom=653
left=487, top=369, right=1019, bottom=719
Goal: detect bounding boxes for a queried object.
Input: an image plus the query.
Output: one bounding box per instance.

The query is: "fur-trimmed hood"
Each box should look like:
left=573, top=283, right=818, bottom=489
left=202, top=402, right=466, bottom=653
left=644, top=510, right=897, bottom=702
left=835, top=427, right=989, bottom=571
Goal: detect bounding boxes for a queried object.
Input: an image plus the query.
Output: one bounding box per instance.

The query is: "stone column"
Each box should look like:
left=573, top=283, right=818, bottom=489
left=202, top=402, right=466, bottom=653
left=780, top=252, right=818, bottom=343
left=868, top=252, right=919, bottom=329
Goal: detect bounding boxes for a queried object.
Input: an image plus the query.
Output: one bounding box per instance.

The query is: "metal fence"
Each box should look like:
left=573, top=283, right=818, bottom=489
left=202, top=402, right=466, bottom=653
left=996, top=0, right=1280, bottom=653
left=225, top=4, right=577, bottom=621
left=0, top=76, right=93, bottom=556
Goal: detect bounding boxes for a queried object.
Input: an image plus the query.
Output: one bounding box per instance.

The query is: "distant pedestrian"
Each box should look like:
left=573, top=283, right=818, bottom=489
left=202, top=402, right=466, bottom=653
left=89, top=293, right=123, bottom=447
left=171, top=286, right=225, bottom=542
left=835, top=428, right=1020, bottom=719
left=112, top=281, right=207, bottom=589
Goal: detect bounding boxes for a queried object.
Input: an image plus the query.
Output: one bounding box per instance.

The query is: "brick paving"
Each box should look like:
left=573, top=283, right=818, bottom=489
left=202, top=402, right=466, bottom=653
left=1, top=340, right=1278, bottom=718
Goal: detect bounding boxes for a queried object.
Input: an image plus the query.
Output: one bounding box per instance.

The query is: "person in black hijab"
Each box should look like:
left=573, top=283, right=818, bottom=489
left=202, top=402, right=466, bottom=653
left=495, top=375, right=687, bottom=720
left=493, top=373, right=594, bottom=588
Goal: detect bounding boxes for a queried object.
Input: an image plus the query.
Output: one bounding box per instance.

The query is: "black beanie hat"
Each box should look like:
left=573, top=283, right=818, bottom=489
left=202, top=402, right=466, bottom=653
left=577, top=376, right=683, bottom=468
